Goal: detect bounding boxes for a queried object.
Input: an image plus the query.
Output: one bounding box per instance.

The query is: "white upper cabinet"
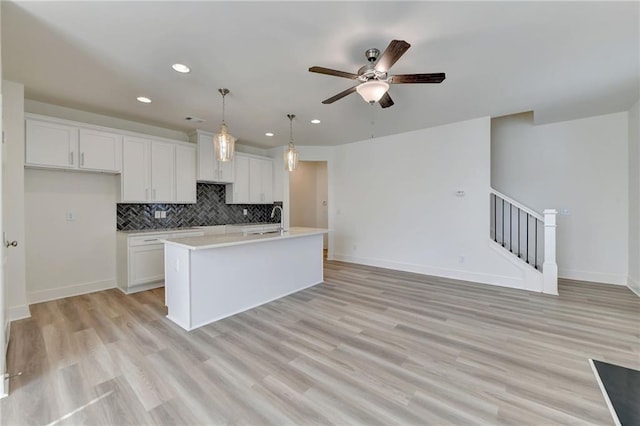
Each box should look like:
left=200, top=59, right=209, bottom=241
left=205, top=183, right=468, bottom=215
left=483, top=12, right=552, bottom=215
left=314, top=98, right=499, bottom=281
left=249, top=158, right=274, bottom=203
left=26, top=119, right=79, bottom=169
left=78, top=128, right=122, bottom=172
left=26, top=118, right=122, bottom=173
left=175, top=144, right=197, bottom=203
left=226, top=153, right=273, bottom=204
left=121, top=136, right=152, bottom=202
left=150, top=141, right=176, bottom=203
left=25, top=114, right=197, bottom=204
left=192, top=130, right=234, bottom=183
left=121, top=136, right=195, bottom=204
left=227, top=154, right=250, bottom=203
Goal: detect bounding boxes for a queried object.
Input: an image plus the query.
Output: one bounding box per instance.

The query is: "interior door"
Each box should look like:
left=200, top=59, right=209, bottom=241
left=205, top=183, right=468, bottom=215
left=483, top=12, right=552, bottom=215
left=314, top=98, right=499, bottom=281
left=0, top=95, right=7, bottom=397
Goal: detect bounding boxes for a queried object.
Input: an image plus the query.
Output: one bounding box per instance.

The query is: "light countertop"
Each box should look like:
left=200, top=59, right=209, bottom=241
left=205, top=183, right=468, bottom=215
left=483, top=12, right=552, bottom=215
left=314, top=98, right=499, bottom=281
left=117, top=227, right=202, bottom=236
left=163, top=227, right=328, bottom=251
left=117, top=222, right=279, bottom=236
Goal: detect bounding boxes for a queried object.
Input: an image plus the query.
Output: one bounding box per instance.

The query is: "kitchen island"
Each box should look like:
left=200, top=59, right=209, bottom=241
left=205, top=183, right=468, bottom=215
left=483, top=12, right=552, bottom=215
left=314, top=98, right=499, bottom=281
left=163, top=227, right=328, bottom=331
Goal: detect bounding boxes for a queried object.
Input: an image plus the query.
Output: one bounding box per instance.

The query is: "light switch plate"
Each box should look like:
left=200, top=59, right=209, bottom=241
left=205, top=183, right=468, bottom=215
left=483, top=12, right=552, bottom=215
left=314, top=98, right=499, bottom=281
left=160, top=211, right=167, bottom=218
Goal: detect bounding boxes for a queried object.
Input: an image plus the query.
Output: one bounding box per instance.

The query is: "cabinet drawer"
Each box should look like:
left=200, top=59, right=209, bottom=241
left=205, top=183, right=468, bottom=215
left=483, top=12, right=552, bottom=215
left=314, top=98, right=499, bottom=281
left=129, top=234, right=170, bottom=246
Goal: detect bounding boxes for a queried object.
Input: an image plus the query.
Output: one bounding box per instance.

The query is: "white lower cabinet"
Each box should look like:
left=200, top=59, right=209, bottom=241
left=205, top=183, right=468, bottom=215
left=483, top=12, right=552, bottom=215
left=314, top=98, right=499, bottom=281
left=117, top=229, right=204, bottom=294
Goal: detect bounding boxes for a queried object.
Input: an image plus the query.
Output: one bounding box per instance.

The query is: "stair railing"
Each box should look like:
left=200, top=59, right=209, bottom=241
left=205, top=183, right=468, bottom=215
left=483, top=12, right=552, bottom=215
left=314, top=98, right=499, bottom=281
left=490, top=189, right=558, bottom=295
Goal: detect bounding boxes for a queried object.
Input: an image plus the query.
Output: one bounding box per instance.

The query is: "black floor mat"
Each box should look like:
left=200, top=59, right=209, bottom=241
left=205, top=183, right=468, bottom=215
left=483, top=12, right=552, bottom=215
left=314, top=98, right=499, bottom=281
left=591, top=359, right=640, bottom=426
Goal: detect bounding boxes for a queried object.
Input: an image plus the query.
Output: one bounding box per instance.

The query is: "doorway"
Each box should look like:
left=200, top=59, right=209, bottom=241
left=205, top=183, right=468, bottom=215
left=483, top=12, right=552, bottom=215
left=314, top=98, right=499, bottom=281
left=289, top=161, right=328, bottom=252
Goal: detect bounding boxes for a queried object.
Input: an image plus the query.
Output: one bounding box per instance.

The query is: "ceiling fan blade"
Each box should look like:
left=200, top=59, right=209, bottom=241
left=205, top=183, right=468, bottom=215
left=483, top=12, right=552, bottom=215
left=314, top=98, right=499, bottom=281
left=379, top=92, right=394, bottom=108
left=375, top=40, right=411, bottom=73
left=390, top=73, right=446, bottom=84
left=309, top=66, right=358, bottom=79
left=322, top=86, right=358, bottom=104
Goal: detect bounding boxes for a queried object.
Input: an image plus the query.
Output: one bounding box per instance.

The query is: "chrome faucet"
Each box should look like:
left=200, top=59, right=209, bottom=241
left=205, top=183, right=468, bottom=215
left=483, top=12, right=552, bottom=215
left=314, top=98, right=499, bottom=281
left=270, top=205, right=284, bottom=233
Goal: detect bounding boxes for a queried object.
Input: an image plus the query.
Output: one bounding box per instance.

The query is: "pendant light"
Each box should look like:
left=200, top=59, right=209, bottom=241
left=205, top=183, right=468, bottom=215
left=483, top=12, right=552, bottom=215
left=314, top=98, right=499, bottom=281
left=214, top=88, right=236, bottom=162
left=284, top=114, right=299, bottom=172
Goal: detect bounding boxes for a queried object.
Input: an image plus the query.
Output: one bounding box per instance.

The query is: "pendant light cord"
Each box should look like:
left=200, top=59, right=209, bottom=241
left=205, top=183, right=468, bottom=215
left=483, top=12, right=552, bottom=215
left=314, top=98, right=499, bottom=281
left=288, top=113, right=295, bottom=147
left=221, top=92, right=226, bottom=125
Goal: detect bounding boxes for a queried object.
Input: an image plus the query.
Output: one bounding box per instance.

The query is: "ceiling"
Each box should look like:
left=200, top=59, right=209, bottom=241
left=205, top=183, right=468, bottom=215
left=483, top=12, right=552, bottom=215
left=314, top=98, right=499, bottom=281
left=2, top=1, right=639, bottom=149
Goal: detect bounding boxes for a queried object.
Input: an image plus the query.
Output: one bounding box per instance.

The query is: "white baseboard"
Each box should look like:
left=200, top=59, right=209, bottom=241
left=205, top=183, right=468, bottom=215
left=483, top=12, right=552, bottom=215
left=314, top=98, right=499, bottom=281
left=332, top=254, right=525, bottom=290
left=558, top=268, right=627, bottom=286
left=627, top=276, right=640, bottom=297
left=7, top=305, right=30, bottom=322
left=117, top=281, right=164, bottom=295
left=28, top=279, right=116, bottom=304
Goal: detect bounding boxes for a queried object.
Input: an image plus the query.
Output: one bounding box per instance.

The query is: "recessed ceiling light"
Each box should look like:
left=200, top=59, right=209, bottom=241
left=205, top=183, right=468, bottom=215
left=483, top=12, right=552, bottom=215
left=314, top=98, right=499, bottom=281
left=172, top=63, right=191, bottom=73
left=265, top=132, right=274, bottom=137
left=311, top=119, right=321, bottom=124
left=137, top=96, right=152, bottom=103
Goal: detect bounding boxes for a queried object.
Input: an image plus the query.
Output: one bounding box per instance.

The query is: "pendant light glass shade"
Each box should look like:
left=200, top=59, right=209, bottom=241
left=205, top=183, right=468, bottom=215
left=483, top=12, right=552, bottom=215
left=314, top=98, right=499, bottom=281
left=356, top=80, right=390, bottom=103
left=214, top=123, right=236, bottom=162
left=284, top=114, right=299, bottom=172
left=214, top=88, right=236, bottom=162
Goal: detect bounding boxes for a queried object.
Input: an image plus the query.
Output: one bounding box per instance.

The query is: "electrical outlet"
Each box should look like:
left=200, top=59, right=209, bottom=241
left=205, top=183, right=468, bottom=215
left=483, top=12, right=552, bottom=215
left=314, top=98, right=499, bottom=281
left=160, top=211, right=167, bottom=218
left=459, top=255, right=465, bottom=263
left=154, top=211, right=161, bottom=219
left=243, top=209, right=248, bottom=216
left=560, top=208, right=571, bottom=216
left=66, top=211, right=75, bottom=221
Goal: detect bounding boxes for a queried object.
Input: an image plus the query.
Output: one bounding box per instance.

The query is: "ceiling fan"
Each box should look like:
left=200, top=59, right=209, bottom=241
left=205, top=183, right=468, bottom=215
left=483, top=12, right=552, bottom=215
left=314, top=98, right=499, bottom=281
left=309, top=40, right=445, bottom=108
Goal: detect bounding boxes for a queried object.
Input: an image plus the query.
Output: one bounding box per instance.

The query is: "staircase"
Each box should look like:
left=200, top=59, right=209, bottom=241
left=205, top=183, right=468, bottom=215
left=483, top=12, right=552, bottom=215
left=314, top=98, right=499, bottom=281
left=490, top=189, right=558, bottom=295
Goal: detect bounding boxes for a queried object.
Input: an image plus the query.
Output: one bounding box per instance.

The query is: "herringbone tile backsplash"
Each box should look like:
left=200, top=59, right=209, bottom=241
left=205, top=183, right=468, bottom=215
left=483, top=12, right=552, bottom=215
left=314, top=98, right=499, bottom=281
left=117, top=183, right=280, bottom=230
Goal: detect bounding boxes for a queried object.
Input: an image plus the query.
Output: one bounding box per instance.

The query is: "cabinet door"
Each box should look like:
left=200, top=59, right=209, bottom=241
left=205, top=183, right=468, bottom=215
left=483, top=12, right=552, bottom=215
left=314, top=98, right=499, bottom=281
left=249, top=158, right=263, bottom=204
left=175, top=145, right=197, bottom=203
left=151, top=141, right=176, bottom=202
left=122, top=136, right=151, bottom=202
left=79, top=128, right=122, bottom=172
left=25, top=119, right=78, bottom=168
left=228, top=154, right=250, bottom=203
left=129, top=245, right=165, bottom=286
left=217, top=159, right=235, bottom=183
left=196, top=133, right=216, bottom=181
left=260, top=158, right=274, bottom=203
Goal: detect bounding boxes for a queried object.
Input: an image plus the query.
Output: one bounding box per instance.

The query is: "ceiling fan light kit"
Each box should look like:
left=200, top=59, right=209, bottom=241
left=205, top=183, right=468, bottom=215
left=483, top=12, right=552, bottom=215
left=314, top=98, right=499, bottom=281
left=214, top=88, right=236, bottom=162
left=309, top=39, right=445, bottom=108
left=284, top=114, right=299, bottom=172
left=356, top=80, right=390, bottom=103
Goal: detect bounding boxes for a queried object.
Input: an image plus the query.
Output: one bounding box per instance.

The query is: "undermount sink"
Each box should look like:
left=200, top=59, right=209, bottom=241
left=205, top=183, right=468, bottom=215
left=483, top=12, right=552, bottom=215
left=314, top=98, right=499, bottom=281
left=245, top=229, right=284, bottom=235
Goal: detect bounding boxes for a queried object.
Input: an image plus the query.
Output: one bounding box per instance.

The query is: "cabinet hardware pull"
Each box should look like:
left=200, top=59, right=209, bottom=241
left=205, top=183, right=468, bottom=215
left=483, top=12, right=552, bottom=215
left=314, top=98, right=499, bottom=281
left=69, top=152, right=74, bottom=165
left=5, top=240, right=17, bottom=248
left=143, top=239, right=158, bottom=242
left=80, top=152, right=85, bottom=166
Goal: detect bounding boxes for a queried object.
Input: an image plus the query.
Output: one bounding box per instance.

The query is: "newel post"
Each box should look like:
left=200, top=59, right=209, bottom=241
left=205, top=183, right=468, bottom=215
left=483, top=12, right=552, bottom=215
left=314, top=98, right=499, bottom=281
left=543, top=209, right=558, bottom=295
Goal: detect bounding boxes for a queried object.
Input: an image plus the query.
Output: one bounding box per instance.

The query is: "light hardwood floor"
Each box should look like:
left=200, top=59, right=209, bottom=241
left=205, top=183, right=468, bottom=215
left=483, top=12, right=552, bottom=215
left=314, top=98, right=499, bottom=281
left=1, top=260, right=638, bottom=425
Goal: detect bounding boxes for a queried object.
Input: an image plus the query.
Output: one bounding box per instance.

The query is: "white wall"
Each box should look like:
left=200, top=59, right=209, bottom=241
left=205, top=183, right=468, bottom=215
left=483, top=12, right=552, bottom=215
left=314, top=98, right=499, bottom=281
left=25, top=169, right=118, bottom=303
left=331, top=117, right=532, bottom=290
left=289, top=161, right=328, bottom=248
left=628, top=100, right=640, bottom=295
left=492, top=111, right=629, bottom=285
left=2, top=81, right=28, bottom=320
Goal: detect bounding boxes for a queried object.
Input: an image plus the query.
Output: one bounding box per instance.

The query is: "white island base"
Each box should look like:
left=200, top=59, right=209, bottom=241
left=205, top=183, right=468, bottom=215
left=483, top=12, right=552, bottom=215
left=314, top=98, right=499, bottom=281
left=163, top=228, right=326, bottom=331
